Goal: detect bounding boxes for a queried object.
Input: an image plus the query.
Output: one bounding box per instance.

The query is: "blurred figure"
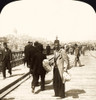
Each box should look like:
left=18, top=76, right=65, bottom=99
left=74, top=44, right=82, bottom=67
left=28, top=42, right=36, bottom=73
left=46, top=44, right=51, bottom=55
left=81, top=45, right=87, bottom=56
left=65, top=45, right=69, bottom=54
left=54, top=36, right=59, bottom=46
left=32, top=41, right=40, bottom=86
left=1, top=42, right=12, bottom=79
left=31, top=43, right=46, bottom=93
left=69, top=46, right=74, bottom=55
left=24, top=41, right=31, bottom=67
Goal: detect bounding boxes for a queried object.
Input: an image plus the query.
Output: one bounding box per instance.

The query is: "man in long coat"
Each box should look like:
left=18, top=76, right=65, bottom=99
left=29, top=42, right=37, bottom=74
left=24, top=41, right=31, bottom=67
left=31, top=43, right=46, bottom=93
left=1, top=42, right=12, bottom=79
left=53, top=42, right=69, bottom=98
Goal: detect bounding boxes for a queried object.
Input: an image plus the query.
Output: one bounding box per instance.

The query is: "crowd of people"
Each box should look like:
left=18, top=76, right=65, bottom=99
left=0, top=38, right=87, bottom=99
left=24, top=41, right=47, bottom=92
left=23, top=38, right=85, bottom=98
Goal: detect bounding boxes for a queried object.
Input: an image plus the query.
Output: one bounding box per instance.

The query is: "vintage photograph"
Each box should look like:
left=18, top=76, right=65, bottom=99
left=0, top=0, right=96, bottom=100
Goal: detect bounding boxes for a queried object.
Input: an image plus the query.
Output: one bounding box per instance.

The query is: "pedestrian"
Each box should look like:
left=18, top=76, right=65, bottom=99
left=24, top=41, right=31, bottom=67
left=31, top=43, right=47, bottom=93
left=53, top=42, right=69, bottom=98
left=1, top=42, right=12, bottom=79
left=31, top=41, right=40, bottom=86
left=29, top=42, right=36, bottom=73
left=74, top=44, right=82, bottom=67
left=54, top=36, right=59, bottom=45
left=81, top=45, right=86, bottom=56
left=46, top=44, right=51, bottom=55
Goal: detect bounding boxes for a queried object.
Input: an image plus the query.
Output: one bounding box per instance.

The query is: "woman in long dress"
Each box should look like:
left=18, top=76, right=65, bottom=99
left=53, top=43, right=69, bottom=98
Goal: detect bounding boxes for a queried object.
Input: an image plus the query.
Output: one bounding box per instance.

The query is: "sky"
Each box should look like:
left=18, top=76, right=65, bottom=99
left=0, top=0, right=96, bottom=42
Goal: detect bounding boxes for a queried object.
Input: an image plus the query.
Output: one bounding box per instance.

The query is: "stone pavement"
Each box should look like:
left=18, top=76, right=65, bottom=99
left=1, top=51, right=96, bottom=100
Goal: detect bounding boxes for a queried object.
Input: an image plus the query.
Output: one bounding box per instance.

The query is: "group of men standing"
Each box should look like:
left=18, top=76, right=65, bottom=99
left=24, top=40, right=84, bottom=91
left=24, top=41, right=47, bottom=92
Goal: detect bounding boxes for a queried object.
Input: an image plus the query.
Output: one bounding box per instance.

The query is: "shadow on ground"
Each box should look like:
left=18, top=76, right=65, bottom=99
left=35, top=83, right=53, bottom=94
left=66, top=89, right=86, bottom=98
left=45, top=79, right=53, bottom=84
left=37, top=79, right=52, bottom=86
left=68, top=65, right=73, bottom=70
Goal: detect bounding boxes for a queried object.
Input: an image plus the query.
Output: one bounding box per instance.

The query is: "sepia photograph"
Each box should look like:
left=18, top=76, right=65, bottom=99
left=0, top=0, right=96, bottom=100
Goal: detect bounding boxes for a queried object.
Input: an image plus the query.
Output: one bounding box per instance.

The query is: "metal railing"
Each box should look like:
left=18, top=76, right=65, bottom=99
left=0, top=51, right=24, bottom=72
left=11, top=51, right=24, bottom=67
left=0, top=49, right=54, bottom=72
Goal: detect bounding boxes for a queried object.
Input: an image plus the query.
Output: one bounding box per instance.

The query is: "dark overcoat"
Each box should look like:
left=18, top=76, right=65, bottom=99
left=33, top=51, right=46, bottom=75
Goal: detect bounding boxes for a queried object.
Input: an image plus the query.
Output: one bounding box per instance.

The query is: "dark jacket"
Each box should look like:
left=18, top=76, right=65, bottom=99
left=30, top=45, right=37, bottom=59
left=33, top=51, right=46, bottom=75
left=75, top=47, right=80, bottom=57
left=24, top=44, right=33, bottom=64
left=29, top=45, right=38, bottom=70
left=46, top=45, right=51, bottom=54
left=1, top=48, right=12, bottom=62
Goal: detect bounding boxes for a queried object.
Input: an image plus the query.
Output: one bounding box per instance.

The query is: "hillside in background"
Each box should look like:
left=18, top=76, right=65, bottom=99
left=0, top=34, right=96, bottom=51
left=0, top=34, right=54, bottom=51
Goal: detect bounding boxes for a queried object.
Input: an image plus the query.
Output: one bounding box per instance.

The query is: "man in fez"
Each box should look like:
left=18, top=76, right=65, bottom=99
left=54, top=36, right=59, bottom=45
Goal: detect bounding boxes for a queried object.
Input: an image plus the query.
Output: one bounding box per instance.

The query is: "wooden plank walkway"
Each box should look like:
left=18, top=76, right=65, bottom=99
left=2, top=51, right=96, bottom=100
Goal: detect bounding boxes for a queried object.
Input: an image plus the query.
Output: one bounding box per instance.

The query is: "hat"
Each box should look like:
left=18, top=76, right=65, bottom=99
left=28, top=41, right=30, bottom=43
left=74, top=44, right=78, bottom=47
left=3, top=42, right=7, bottom=46
left=34, top=41, right=38, bottom=46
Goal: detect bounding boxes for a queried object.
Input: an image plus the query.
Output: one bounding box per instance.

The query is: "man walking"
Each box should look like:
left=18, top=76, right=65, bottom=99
left=46, top=44, right=51, bottom=55
left=24, top=41, right=31, bottom=67
left=31, top=43, right=46, bottom=93
left=1, top=42, right=12, bottom=79
left=74, top=44, right=82, bottom=67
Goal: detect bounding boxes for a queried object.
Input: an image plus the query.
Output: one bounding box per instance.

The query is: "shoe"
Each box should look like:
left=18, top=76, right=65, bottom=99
left=79, top=65, right=82, bottom=67
left=55, top=94, right=59, bottom=97
left=60, top=96, right=65, bottom=98
left=79, top=65, right=84, bottom=67
left=74, top=65, right=77, bottom=67
left=10, top=74, right=12, bottom=77
left=32, top=86, right=35, bottom=93
left=52, top=95, right=58, bottom=97
left=41, top=88, right=45, bottom=91
left=32, top=89, right=34, bottom=93
left=57, top=96, right=65, bottom=99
